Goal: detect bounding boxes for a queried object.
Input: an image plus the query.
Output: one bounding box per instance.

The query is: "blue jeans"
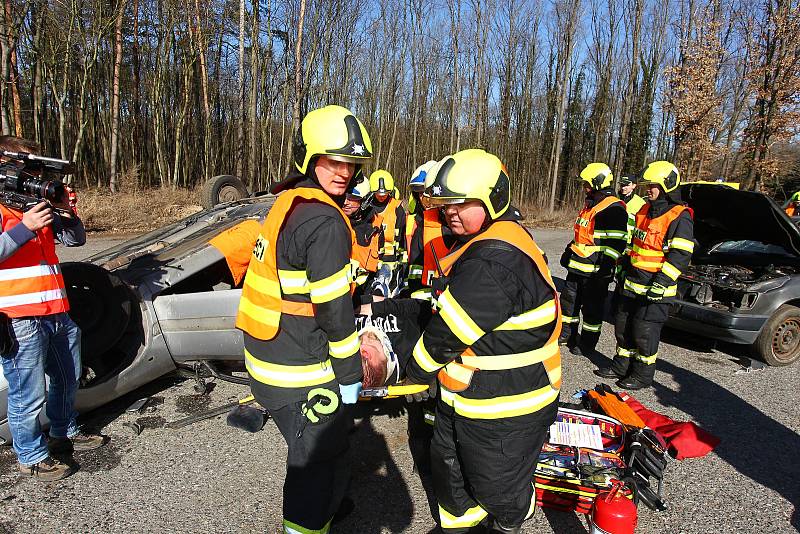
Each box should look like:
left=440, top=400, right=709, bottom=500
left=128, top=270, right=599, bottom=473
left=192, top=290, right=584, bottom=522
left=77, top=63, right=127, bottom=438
left=1, top=313, right=81, bottom=466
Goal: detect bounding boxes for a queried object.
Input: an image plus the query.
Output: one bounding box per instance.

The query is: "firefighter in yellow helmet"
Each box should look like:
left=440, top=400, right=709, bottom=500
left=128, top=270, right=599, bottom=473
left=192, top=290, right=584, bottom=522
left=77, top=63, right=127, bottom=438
left=404, top=149, right=561, bottom=533
left=596, top=161, right=694, bottom=390
left=236, top=105, right=372, bottom=533
left=362, top=169, right=407, bottom=297
left=558, top=163, right=628, bottom=355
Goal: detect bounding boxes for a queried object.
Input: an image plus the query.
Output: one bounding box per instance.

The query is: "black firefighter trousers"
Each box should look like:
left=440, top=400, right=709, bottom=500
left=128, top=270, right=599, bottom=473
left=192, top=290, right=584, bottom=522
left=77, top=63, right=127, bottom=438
left=559, top=273, right=611, bottom=350
left=611, top=295, right=670, bottom=384
left=268, top=397, right=352, bottom=533
left=431, top=405, right=549, bottom=532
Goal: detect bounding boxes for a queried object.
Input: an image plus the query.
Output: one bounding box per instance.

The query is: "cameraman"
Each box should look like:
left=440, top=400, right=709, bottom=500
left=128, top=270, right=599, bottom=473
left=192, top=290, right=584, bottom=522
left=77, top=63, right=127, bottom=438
left=0, top=136, right=103, bottom=481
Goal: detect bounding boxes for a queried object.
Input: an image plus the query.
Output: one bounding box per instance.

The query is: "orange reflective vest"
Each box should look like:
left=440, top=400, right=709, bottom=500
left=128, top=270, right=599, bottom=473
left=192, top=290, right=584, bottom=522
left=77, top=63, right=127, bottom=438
left=434, top=221, right=562, bottom=394
left=786, top=204, right=797, bottom=217
left=208, top=219, right=262, bottom=286
left=235, top=188, right=356, bottom=341
left=422, top=209, right=450, bottom=287
left=0, top=205, right=69, bottom=318
left=570, top=196, right=624, bottom=258
left=629, top=204, right=688, bottom=273
left=373, top=197, right=403, bottom=257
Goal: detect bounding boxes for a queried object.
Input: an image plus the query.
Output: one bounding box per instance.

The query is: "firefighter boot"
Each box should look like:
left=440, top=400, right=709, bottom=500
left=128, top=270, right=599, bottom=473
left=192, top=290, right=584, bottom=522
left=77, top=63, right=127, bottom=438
left=558, top=321, right=579, bottom=349
left=617, top=354, right=657, bottom=390
left=576, top=329, right=601, bottom=356
left=594, top=346, right=634, bottom=380
left=488, top=519, right=521, bottom=534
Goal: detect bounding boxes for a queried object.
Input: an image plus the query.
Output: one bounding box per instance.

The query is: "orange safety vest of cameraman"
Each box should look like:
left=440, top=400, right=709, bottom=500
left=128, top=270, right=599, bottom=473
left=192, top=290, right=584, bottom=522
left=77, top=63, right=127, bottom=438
left=0, top=205, right=69, bottom=317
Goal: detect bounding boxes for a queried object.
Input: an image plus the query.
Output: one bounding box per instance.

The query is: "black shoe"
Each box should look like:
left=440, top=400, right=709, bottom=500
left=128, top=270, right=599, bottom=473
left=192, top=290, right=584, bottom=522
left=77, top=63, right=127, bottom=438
left=616, top=376, right=651, bottom=390
left=569, top=345, right=583, bottom=356
left=594, top=367, right=624, bottom=379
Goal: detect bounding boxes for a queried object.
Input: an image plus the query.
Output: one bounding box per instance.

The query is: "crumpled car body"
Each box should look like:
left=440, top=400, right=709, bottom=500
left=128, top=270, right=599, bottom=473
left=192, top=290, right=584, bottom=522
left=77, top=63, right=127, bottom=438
left=668, top=183, right=800, bottom=366
left=0, top=195, right=275, bottom=442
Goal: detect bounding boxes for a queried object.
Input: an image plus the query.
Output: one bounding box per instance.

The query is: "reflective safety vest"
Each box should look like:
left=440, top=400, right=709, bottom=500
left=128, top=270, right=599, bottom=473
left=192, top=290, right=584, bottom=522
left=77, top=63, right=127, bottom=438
left=373, top=197, right=403, bottom=258
left=624, top=203, right=692, bottom=298
left=568, top=195, right=626, bottom=273
left=235, top=187, right=356, bottom=341
left=421, top=209, right=450, bottom=287
left=208, top=219, right=262, bottom=286
left=432, top=221, right=562, bottom=418
left=0, top=205, right=69, bottom=318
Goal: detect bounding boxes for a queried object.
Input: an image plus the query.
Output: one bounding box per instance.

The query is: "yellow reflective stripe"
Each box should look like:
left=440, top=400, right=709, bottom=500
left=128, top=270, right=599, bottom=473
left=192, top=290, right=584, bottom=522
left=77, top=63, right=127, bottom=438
left=245, top=350, right=335, bottom=387
left=534, top=482, right=598, bottom=498
left=602, top=247, right=621, bottom=260
left=593, top=230, right=627, bottom=239
left=278, top=269, right=310, bottom=295
left=329, top=331, right=360, bottom=359
left=460, top=341, right=560, bottom=371
left=572, top=243, right=602, bottom=256
left=309, top=265, right=351, bottom=304
left=568, top=259, right=599, bottom=273
left=616, top=346, right=637, bottom=358
left=669, top=237, right=695, bottom=253
left=623, top=278, right=677, bottom=297
left=496, top=300, right=557, bottom=330
left=439, top=385, right=559, bottom=419
left=561, top=315, right=580, bottom=324
left=661, top=261, right=681, bottom=281
left=582, top=322, right=602, bottom=333
left=438, top=504, right=488, bottom=529
left=411, top=288, right=434, bottom=301
left=408, top=265, right=423, bottom=279
left=547, top=363, right=562, bottom=385
left=632, top=244, right=664, bottom=257
left=237, top=296, right=280, bottom=325
left=438, top=288, right=486, bottom=345
left=412, top=336, right=443, bottom=373
left=283, top=518, right=331, bottom=534
left=243, top=269, right=281, bottom=294
left=637, top=352, right=658, bottom=364
left=631, top=259, right=664, bottom=269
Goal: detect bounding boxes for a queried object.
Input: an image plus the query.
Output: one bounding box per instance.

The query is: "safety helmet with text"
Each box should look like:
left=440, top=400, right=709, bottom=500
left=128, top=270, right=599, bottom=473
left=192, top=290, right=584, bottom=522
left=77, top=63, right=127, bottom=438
left=579, top=162, right=614, bottom=190
left=639, top=161, right=681, bottom=193
left=425, top=149, right=510, bottom=221
left=293, top=105, right=373, bottom=175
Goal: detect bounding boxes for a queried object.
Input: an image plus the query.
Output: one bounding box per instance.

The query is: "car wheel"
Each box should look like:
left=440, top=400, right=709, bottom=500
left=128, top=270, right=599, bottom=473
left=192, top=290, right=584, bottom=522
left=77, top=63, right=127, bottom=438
left=61, top=262, right=133, bottom=360
left=201, top=175, right=248, bottom=209
left=754, top=304, right=800, bottom=366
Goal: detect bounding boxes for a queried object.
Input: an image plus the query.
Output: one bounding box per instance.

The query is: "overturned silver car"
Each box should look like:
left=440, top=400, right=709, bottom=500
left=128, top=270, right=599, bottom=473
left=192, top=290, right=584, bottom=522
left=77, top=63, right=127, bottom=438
left=0, top=194, right=275, bottom=442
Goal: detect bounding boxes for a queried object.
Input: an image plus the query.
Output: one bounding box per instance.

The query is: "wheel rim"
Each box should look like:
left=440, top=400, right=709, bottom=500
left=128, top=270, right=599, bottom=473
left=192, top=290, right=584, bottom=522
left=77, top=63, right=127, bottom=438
left=218, top=184, right=244, bottom=203
left=771, top=317, right=800, bottom=363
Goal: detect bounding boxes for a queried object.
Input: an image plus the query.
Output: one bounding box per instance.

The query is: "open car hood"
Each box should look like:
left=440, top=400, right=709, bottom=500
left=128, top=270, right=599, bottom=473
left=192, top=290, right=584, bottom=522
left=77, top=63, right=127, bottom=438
left=680, top=183, right=800, bottom=256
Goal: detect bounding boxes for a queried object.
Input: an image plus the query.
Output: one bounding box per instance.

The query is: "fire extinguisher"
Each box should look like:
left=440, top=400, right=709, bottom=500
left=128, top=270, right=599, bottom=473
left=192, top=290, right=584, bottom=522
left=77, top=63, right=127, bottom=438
left=589, top=481, right=637, bottom=534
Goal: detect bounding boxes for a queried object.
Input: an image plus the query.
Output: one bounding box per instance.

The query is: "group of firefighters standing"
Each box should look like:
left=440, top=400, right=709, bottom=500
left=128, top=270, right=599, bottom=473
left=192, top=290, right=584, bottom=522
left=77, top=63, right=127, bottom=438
left=234, top=104, right=694, bottom=534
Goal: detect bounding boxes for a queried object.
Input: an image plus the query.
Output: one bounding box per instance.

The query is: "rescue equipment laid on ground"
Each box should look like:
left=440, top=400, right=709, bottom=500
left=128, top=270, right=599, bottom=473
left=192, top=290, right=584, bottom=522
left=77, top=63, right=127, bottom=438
left=589, top=481, right=638, bottom=534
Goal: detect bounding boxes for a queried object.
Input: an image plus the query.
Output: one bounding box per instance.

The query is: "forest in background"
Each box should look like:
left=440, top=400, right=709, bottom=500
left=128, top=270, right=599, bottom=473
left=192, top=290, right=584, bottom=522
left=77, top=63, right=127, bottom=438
left=0, top=0, right=799, bottom=211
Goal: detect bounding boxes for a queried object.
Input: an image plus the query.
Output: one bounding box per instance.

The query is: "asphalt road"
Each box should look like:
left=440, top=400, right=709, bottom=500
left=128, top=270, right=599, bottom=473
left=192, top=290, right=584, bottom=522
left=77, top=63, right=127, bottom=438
left=0, top=229, right=798, bottom=533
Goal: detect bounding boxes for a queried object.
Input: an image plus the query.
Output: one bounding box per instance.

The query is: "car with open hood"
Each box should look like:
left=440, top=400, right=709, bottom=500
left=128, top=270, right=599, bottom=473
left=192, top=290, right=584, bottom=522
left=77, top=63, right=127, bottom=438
left=668, top=183, right=800, bottom=366
left=0, top=192, right=274, bottom=443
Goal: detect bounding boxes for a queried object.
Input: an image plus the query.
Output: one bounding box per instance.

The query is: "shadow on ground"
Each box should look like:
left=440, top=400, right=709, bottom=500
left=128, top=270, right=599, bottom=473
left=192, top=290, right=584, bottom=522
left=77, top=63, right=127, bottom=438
left=654, top=359, right=799, bottom=530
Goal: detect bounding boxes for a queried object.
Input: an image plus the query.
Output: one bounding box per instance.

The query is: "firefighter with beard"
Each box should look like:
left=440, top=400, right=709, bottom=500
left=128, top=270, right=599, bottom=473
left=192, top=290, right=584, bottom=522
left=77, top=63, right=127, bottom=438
left=236, top=105, right=371, bottom=534
left=558, top=163, right=628, bottom=355
left=595, top=161, right=694, bottom=390
left=404, top=149, right=561, bottom=534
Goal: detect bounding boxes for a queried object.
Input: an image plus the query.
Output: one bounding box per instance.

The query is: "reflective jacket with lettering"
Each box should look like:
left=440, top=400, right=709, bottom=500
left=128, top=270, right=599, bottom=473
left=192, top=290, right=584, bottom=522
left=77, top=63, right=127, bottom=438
left=405, top=216, right=561, bottom=425
left=622, top=199, right=694, bottom=302
left=566, top=190, right=628, bottom=277
left=237, top=181, right=362, bottom=407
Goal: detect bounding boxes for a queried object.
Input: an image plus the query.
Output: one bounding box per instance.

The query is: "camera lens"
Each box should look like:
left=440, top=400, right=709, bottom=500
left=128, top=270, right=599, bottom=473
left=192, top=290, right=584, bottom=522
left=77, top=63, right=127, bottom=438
left=22, top=177, right=64, bottom=202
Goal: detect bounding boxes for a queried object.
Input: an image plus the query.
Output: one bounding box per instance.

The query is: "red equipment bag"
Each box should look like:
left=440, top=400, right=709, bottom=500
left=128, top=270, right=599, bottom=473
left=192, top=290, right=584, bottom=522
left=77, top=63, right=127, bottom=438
left=534, top=408, right=634, bottom=514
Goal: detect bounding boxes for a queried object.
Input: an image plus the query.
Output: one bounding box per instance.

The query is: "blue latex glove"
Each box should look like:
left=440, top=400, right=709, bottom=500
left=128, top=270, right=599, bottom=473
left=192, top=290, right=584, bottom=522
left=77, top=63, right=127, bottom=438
left=339, top=382, right=363, bottom=405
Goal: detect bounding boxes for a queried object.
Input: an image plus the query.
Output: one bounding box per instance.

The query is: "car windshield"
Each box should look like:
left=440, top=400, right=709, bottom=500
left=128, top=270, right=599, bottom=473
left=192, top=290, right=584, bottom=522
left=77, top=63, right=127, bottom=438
left=710, top=240, right=794, bottom=258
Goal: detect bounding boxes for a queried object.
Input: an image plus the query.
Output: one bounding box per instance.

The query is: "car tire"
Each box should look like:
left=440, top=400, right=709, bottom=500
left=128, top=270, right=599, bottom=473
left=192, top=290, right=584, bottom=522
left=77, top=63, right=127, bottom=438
left=61, top=262, right=133, bottom=361
left=754, top=304, right=800, bottom=366
left=201, top=175, right=248, bottom=209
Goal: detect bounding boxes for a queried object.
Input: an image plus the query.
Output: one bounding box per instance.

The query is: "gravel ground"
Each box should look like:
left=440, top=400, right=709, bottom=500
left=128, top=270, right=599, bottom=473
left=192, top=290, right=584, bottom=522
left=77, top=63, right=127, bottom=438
left=0, top=229, right=797, bottom=534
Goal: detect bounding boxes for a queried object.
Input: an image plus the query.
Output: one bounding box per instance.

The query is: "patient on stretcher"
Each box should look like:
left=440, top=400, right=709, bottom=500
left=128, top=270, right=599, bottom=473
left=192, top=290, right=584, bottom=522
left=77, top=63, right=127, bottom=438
left=355, top=298, right=430, bottom=387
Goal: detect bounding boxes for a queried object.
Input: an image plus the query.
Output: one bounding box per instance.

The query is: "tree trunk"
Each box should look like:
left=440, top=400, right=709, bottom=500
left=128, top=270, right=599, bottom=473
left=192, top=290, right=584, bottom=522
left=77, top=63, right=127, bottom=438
left=285, top=0, right=306, bottom=176
left=109, top=0, right=127, bottom=193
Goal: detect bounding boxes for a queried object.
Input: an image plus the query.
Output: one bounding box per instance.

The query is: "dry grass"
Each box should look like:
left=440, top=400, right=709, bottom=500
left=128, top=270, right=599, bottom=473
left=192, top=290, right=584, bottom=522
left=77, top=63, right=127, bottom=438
left=517, top=201, right=577, bottom=229
left=78, top=187, right=202, bottom=234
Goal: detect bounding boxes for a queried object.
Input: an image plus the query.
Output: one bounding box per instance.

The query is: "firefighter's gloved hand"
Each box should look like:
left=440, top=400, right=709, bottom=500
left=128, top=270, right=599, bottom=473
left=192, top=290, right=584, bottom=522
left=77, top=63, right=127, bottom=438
left=646, top=283, right=667, bottom=302
left=339, top=382, right=362, bottom=404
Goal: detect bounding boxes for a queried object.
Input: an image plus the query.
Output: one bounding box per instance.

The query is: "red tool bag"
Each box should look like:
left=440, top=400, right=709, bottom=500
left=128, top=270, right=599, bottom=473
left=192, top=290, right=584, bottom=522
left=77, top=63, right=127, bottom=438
left=534, top=408, right=633, bottom=514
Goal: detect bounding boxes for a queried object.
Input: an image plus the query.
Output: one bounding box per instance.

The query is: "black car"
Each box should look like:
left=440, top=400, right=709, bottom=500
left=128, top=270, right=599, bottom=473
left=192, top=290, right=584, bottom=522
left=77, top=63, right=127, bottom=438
left=669, top=183, right=800, bottom=366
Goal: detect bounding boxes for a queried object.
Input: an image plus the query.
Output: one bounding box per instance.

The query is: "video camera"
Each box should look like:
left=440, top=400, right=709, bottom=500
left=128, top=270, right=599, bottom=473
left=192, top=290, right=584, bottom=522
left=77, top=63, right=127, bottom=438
left=0, top=151, right=75, bottom=211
